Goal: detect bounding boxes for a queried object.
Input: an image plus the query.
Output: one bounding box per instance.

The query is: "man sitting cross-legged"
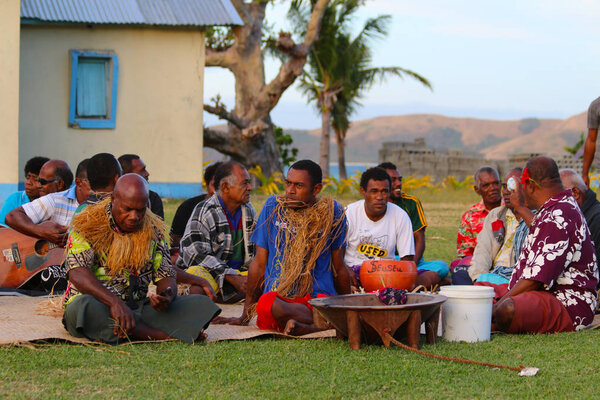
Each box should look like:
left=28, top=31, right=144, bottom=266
left=177, top=161, right=256, bottom=303
left=62, top=174, right=220, bottom=344
left=378, top=162, right=449, bottom=286
left=217, top=160, right=351, bottom=335
left=453, top=168, right=531, bottom=285
left=489, top=157, right=598, bottom=333
left=344, top=167, right=417, bottom=289
left=81, top=153, right=215, bottom=300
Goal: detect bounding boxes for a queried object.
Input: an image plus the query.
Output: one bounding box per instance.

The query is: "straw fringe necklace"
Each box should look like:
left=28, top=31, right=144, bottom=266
left=271, top=196, right=345, bottom=298
left=69, top=198, right=168, bottom=276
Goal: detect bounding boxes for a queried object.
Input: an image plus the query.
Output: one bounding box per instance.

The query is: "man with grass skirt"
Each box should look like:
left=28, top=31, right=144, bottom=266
left=489, top=157, right=598, bottom=333
left=216, top=160, right=352, bottom=335
left=62, top=174, right=220, bottom=344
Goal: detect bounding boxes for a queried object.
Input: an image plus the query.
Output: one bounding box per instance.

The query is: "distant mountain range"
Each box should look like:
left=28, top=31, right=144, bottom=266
left=284, top=112, right=587, bottom=163
left=203, top=112, right=587, bottom=164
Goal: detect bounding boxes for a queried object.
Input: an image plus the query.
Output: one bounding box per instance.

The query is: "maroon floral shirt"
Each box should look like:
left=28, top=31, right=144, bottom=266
left=509, top=190, right=599, bottom=330
left=457, top=201, right=489, bottom=257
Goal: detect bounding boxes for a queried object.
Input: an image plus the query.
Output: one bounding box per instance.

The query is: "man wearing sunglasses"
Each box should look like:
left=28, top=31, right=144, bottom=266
left=35, top=160, right=71, bottom=197
left=0, top=156, right=49, bottom=225
left=5, top=159, right=88, bottom=246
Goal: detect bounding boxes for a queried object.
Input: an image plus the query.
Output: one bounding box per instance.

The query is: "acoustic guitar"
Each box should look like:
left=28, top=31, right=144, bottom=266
left=0, top=226, right=65, bottom=289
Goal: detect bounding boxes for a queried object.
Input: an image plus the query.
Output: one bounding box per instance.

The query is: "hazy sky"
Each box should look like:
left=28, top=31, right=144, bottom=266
left=204, top=0, right=600, bottom=130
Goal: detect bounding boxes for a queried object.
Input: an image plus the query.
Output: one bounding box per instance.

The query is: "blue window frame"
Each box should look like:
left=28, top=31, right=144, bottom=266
left=69, top=50, right=118, bottom=129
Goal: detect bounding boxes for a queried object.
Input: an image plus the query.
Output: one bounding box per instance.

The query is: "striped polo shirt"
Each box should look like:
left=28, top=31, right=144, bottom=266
left=22, top=186, right=79, bottom=227
left=392, top=192, right=427, bottom=233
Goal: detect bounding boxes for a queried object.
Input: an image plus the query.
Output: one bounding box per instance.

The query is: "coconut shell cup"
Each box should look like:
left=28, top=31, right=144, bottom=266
left=359, top=260, right=418, bottom=292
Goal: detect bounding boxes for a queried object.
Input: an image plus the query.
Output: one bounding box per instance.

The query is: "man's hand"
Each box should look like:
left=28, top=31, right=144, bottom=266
left=506, top=186, right=523, bottom=211
left=37, top=221, right=68, bottom=246
left=197, top=279, right=217, bottom=302
left=149, top=293, right=173, bottom=312
left=583, top=174, right=590, bottom=188
left=109, top=300, right=136, bottom=338
left=506, top=185, right=535, bottom=226
left=174, top=267, right=217, bottom=301
left=225, top=274, right=247, bottom=293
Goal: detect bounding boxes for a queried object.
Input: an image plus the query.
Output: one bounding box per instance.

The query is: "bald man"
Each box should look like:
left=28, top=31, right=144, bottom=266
left=62, top=174, right=220, bottom=344
left=560, top=168, right=600, bottom=271
left=489, top=157, right=598, bottom=334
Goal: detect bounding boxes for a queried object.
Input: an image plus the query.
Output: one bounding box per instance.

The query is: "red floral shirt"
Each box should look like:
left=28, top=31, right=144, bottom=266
left=457, top=201, right=489, bottom=257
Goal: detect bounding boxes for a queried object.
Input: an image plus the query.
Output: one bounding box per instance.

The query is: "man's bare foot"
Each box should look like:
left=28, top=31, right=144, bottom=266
left=283, top=319, right=320, bottom=336
left=196, top=329, right=207, bottom=342
left=212, top=316, right=244, bottom=325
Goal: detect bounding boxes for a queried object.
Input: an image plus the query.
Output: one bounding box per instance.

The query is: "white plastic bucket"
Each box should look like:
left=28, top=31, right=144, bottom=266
left=439, top=285, right=495, bottom=342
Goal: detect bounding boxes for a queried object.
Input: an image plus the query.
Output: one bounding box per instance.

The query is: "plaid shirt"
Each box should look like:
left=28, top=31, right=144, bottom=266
left=176, top=194, right=256, bottom=293
left=22, top=186, right=79, bottom=227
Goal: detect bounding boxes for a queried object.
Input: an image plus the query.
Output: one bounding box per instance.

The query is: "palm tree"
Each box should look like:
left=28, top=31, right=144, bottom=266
left=296, top=0, right=432, bottom=179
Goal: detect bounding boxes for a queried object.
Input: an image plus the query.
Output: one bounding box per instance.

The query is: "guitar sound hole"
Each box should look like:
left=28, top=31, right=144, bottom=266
left=34, top=240, right=50, bottom=256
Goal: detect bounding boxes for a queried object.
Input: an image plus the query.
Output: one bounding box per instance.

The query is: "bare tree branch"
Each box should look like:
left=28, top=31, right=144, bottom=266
left=205, top=47, right=234, bottom=68
left=203, top=101, right=246, bottom=130
left=253, top=0, right=330, bottom=117
left=203, top=126, right=241, bottom=156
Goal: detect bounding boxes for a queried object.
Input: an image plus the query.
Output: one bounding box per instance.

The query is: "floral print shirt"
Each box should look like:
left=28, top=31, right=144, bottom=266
left=509, top=190, right=599, bottom=330
left=457, top=201, right=489, bottom=258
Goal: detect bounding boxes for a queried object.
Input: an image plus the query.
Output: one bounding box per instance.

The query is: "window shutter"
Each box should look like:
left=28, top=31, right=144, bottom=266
left=76, top=59, right=107, bottom=117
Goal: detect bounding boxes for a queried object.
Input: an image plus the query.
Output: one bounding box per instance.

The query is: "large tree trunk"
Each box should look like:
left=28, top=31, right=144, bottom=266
left=318, top=88, right=340, bottom=177
left=204, top=0, right=330, bottom=176
left=319, top=103, right=331, bottom=177
left=334, top=126, right=347, bottom=180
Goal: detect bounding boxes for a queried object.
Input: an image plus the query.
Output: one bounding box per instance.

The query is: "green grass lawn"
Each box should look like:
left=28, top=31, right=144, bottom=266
left=2, top=188, right=599, bottom=399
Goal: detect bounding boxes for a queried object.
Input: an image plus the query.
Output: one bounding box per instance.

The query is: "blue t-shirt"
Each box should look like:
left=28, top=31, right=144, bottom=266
left=0, top=191, right=29, bottom=225
left=251, top=196, right=347, bottom=297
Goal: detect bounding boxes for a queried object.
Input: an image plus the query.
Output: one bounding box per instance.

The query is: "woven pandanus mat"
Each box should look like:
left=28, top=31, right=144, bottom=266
left=0, top=296, right=335, bottom=346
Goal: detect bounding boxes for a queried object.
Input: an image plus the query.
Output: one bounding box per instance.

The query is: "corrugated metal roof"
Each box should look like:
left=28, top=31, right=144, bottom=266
left=21, top=0, right=243, bottom=26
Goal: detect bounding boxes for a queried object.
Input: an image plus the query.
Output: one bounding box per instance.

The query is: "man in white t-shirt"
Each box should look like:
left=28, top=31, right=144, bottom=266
left=345, top=167, right=417, bottom=289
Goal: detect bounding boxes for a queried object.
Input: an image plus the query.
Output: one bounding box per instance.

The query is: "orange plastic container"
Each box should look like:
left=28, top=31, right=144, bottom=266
left=359, top=260, right=417, bottom=292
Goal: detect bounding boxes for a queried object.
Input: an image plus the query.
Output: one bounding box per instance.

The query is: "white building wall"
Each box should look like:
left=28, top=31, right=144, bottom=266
left=0, top=0, right=21, bottom=203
